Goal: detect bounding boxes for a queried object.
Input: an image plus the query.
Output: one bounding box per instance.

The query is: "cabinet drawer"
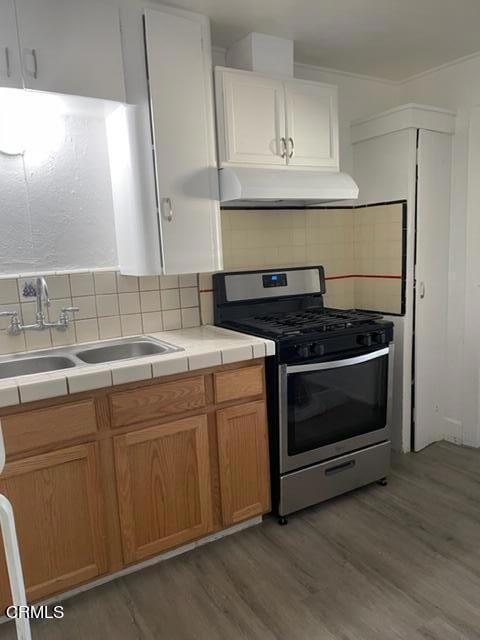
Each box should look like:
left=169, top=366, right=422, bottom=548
left=214, top=365, right=264, bottom=404
left=1, top=400, right=98, bottom=456
left=110, top=376, right=207, bottom=428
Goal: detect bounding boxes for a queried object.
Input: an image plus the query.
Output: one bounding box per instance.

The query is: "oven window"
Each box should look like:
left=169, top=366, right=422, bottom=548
left=287, top=355, right=388, bottom=455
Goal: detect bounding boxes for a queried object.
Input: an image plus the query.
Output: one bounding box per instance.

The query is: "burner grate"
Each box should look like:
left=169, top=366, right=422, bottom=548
left=249, top=308, right=382, bottom=334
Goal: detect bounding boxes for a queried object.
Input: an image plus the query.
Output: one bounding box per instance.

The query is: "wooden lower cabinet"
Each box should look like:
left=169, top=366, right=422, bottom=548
left=0, top=443, right=107, bottom=608
left=114, top=414, right=214, bottom=564
left=216, top=400, right=271, bottom=525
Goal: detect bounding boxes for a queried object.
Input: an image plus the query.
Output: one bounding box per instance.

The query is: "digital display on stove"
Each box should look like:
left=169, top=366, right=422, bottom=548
left=262, top=273, right=287, bottom=288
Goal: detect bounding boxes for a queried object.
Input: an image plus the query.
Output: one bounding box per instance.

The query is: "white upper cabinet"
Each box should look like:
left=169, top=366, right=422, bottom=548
left=285, top=79, right=338, bottom=168
left=218, top=70, right=286, bottom=165
left=215, top=67, right=339, bottom=171
left=14, top=0, right=125, bottom=101
left=108, top=4, right=222, bottom=276
left=0, top=0, right=22, bottom=88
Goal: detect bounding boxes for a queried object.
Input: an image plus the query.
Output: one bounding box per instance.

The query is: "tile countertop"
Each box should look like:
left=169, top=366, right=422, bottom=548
left=0, top=326, right=276, bottom=408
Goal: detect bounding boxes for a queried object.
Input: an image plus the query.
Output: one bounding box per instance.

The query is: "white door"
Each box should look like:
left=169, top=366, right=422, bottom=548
left=15, top=0, right=125, bottom=101
left=0, top=0, right=22, bottom=88
left=144, top=7, right=222, bottom=274
left=414, top=130, right=452, bottom=451
left=285, top=80, right=339, bottom=169
left=217, top=69, right=286, bottom=166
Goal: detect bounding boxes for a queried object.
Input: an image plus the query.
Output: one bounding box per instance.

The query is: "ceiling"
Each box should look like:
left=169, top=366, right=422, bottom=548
left=158, top=0, right=480, bottom=81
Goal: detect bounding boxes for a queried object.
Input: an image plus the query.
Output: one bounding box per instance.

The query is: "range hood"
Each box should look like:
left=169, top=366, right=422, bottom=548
left=219, top=167, right=359, bottom=208
left=217, top=33, right=359, bottom=208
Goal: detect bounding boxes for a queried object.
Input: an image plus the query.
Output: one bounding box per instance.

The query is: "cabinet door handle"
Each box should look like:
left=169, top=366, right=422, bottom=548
left=24, top=48, right=38, bottom=79
left=280, top=137, right=287, bottom=158
left=161, top=197, right=173, bottom=222
left=419, top=282, right=425, bottom=299
left=4, top=47, right=10, bottom=78
left=288, top=137, right=294, bottom=158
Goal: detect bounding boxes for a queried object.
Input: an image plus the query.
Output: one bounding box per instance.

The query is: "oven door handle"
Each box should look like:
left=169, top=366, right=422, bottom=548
left=286, top=347, right=390, bottom=374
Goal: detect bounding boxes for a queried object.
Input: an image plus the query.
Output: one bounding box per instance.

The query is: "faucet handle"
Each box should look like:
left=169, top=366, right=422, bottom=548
left=61, top=307, right=80, bottom=315
left=57, top=306, right=79, bottom=331
left=0, top=310, right=18, bottom=317
left=0, top=311, right=21, bottom=335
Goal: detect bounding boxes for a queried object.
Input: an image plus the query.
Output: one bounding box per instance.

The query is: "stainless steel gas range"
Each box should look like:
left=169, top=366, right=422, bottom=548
left=213, top=266, right=394, bottom=524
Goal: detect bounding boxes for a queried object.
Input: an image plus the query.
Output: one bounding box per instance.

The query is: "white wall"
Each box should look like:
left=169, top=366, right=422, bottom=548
left=399, top=55, right=480, bottom=446
left=0, top=92, right=117, bottom=275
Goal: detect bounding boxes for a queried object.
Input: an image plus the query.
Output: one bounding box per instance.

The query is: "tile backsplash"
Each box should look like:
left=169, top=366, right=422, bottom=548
left=0, top=270, right=200, bottom=356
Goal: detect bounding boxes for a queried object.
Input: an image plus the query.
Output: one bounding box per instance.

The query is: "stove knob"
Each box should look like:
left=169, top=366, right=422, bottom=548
left=357, top=334, right=373, bottom=347
left=372, top=332, right=386, bottom=345
left=313, top=343, right=325, bottom=356
left=296, top=344, right=311, bottom=359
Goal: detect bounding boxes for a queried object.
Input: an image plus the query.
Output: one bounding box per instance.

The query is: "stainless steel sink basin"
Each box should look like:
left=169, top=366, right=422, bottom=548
left=0, top=356, right=76, bottom=379
left=75, top=339, right=174, bottom=364
left=0, top=336, right=183, bottom=380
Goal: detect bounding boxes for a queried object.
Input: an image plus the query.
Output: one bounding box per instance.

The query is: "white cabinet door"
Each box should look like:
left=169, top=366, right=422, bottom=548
left=144, top=7, right=222, bottom=274
left=217, top=69, right=286, bottom=166
left=0, top=0, right=22, bottom=88
left=14, top=0, right=125, bottom=101
left=285, top=80, right=339, bottom=169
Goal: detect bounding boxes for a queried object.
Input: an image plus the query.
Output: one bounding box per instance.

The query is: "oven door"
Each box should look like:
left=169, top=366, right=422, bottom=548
left=279, top=346, right=393, bottom=473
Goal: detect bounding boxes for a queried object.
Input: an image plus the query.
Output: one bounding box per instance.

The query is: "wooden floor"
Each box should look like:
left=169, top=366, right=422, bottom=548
left=2, top=441, right=480, bottom=640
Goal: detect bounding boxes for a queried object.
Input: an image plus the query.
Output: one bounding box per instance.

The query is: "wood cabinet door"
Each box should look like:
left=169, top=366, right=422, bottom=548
left=114, top=415, right=214, bottom=564
left=216, top=401, right=271, bottom=525
left=144, top=7, right=222, bottom=274
left=0, top=443, right=107, bottom=608
left=218, top=68, right=286, bottom=166
left=15, top=0, right=125, bottom=101
left=285, top=79, right=339, bottom=169
left=0, top=0, right=22, bottom=88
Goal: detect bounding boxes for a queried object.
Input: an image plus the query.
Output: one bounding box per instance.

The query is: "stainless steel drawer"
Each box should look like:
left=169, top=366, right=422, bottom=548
left=279, top=440, right=391, bottom=516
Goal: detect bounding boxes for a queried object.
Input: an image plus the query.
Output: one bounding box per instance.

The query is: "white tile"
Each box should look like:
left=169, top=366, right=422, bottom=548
left=96, top=294, right=119, bottom=317
left=119, top=292, right=141, bottom=315
left=19, top=375, right=68, bottom=403
left=222, top=345, right=254, bottom=364
left=162, top=309, right=182, bottom=330
left=265, top=340, right=276, bottom=356
left=121, top=314, right=142, bottom=336
left=151, top=355, right=188, bottom=378
left=188, top=351, right=221, bottom=370
left=139, top=276, right=160, bottom=291
left=48, top=298, right=73, bottom=322
left=98, top=316, right=122, bottom=339
left=180, top=287, right=199, bottom=308
left=0, top=330, right=26, bottom=355
left=72, top=296, right=97, bottom=320
left=181, top=307, right=200, bottom=328
left=179, top=274, right=197, bottom=288
left=0, top=279, right=19, bottom=305
left=161, top=289, right=180, bottom=311
left=252, top=342, right=266, bottom=358
left=111, top=362, right=152, bottom=386
left=51, top=324, right=76, bottom=347
left=140, top=291, right=161, bottom=312
left=142, top=312, right=163, bottom=334
left=159, top=275, right=179, bottom=289
left=0, top=382, right=19, bottom=407
left=69, top=272, right=94, bottom=297
left=116, top=274, right=139, bottom=293
left=68, top=368, right=112, bottom=394
left=94, top=271, right=117, bottom=294
left=45, top=275, right=71, bottom=299
left=75, top=319, right=99, bottom=343
left=24, top=330, right=52, bottom=351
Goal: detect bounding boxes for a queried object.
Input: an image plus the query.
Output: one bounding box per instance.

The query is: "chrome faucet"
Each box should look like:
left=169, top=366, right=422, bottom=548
left=0, top=276, right=79, bottom=336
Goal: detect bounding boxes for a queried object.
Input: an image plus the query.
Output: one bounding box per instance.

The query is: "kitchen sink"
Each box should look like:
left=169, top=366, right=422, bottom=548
left=0, top=336, right=183, bottom=379
left=0, top=356, right=76, bottom=380
left=75, top=339, right=175, bottom=364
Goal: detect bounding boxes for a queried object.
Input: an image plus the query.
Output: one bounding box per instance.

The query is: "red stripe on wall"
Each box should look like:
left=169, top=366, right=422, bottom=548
left=325, top=274, right=402, bottom=281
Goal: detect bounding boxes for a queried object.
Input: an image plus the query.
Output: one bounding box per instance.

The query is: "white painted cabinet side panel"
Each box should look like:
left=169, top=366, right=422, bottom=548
left=285, top=80, right=338, bottom=169
left=216, top=69, right=286, bottom=166
left=414, top=130, right=452, bottom=451
left=0, top=0, right=22, bottom=88
left=145, top=7, right=222, bottom=274
left=15, top=0, right=125, bottom=101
